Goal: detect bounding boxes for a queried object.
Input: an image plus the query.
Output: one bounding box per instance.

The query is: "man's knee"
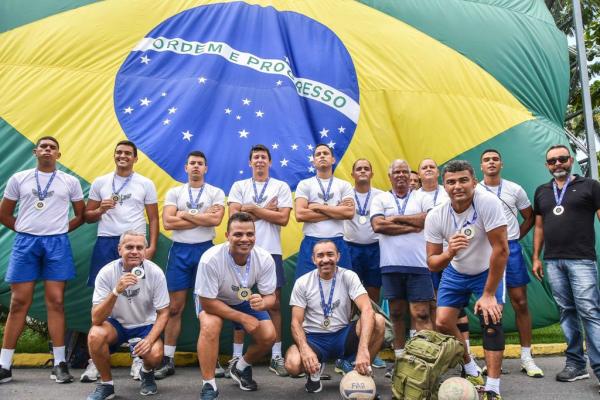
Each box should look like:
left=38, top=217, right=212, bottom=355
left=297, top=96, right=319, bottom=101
left=255, top=321, right=276, bottom=346
left=46, top=296, right=65, bottom=314
left=88, top=326, right=110, bottom=348
left=479, top=315, right=505, bottom=351
left=389, top=305, right=406, bottom=322
left=435, top=314, right=456, bottom=334
left=9, top=294, right=33, bottom=314
left=168, top=302, right=185, bottom=318
left=510, top=296, right=529, bottom=314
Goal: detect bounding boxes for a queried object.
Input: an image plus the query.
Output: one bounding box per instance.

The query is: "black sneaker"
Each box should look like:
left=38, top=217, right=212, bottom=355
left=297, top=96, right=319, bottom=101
left=0, top=366, right=12, bottom=384
left=229, top=360, right=257, bottom=391
left=86, top=383, right=116, bottom=400
left=200, top=382, right=219, bottom=400
left=154, top=356, right=175, bottom=380
left=139, top=369, right=158, bottom=396
left=305, top=375, right=322, bottom=393
left=556, top=365, right=589, bottom=382
left=50, top=361, right=74, bottom=383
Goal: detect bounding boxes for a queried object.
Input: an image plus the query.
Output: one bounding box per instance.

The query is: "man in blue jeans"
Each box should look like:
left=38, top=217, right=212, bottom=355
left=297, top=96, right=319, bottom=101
left=533, top=144, right=600, bottom=392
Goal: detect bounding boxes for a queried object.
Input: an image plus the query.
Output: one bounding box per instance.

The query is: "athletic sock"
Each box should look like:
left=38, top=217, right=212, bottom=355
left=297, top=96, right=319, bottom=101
left=203, top=379, right=217, bottom=391
left=409, top=329, right=416, bottom=338
left=272, top=342, right=282, bottom=359
left=310, top=363, right=322, bottom=382
left=394, top=348, right=405, bottom=359
left=0, top=348, right=15, bottom=369
left=101, top=380, right=114, bottom=386
left=164, top=345, right=176, bottom=358
left=53, top=346, right=66, bottom=366
left=236, top=356, right=251, bottom=371
left=485, top=377, right=500, bottom=394
left=464, top=359, right=479, bottom=376
left=141, top=365, right=152, bottom=373
left=465, top=339, right=471, bottom=354
left=233, top=343, right=244, bottom=358
left=521, top=346, right=532, bottom=360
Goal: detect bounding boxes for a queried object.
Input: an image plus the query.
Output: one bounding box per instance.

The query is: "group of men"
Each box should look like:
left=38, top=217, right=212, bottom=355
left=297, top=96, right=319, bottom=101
left=1, top=137, right=600, bottom=400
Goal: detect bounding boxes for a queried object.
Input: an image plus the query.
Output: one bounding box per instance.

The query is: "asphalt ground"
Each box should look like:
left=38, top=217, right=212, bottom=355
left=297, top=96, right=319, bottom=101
left=1, top=356, right=599, bottom=399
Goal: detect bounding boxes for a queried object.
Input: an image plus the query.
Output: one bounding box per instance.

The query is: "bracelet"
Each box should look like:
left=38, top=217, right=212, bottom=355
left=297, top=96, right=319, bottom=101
left=112, top=287, right=120, bottom=297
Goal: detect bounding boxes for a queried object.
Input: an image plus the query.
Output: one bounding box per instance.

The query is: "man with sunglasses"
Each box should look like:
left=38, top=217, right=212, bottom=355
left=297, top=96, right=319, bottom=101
left=533, top=145, right=600, bottom=390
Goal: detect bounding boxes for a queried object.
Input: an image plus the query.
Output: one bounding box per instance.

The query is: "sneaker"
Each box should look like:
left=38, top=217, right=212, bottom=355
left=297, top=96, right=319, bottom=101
left=520, top=357, right=544, bottom=378
left=371, top=356, right=386, bottom=369
left=131, top=356, right=143, bottom=380
left=50, top=361, right=74, bottom=383
left=269, top=356, right=289, bottom=377
left=229, top=360, right=257, bottom=391
left=86, top=383, right=116, bottom=400
left=224, top=356, right=239, bottom=379
left=464, top=372, right=484, bottom=389
left=154, top=356, right=175, bottom=380
left=384, top=362, right=393, bottom=379
left=305, top=375, right=322, bottom=393
left=81, top=359, right=100, bottom=383
left=556, top=365, right=589, bottom=382
left=0, top=366, right=12, bottom=384
left=334, top=358, right=354, bottom=375
left=139, top=369, right=158, bottom=396
left=482, top=391, right=502, bottom=400
left=215, top=361, right=225, bottom=378
left=200, top=382, right=219, bottom=400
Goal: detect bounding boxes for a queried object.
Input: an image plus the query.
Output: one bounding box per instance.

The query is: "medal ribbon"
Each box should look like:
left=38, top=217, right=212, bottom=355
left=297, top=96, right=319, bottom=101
left=228, top=252, right=251, bottom=289
left=449, top=200, right=478, bottom=232
left=252, top=178, right=270, bottom=204
left=112, top=173, right=134, bottom=197
left=432, top=187, right=439, bottom=207
left=187, top=184, right=205, bottom=209
left=391, top=189, right=412, bottom=215
left=481, top=180, right=503, bottom=198
left=354, top=189, right=371, bottom=216
left=552, top=176, right=572, bottom=208
left=318, top=270, right=337, bottom=318
left=316, top=177, right=334, bottom=203
left=34, top=169, right=57, bottom=201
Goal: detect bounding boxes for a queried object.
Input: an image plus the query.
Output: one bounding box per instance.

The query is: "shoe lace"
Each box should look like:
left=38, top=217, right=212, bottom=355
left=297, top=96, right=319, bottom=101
left=522, top=358, right=538, bottom=371
left=228, top=356, right=239, bottom=368
left=274, top=357, right=285, bottom=368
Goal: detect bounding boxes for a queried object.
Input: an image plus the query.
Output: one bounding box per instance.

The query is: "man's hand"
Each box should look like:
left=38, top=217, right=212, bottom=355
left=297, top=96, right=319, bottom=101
left=205, top=205, right=221, bottom=214
left=145, top=246, right=156, bottom=260
left=532, top=259, right=544, bottom=281
left=354, top=347, right=371, bottom=376
left=264, top=197, right=278, bottom=210
left=308, top=203, right=324, bottom=213
left=241, top=314, right=260, bottom=335
left=300, top=347, right=321, bottom=375
left=116, top=273, right=138, bottom=294
left=248, top=293, right=265, bottom=311
left=339, top=198, right=354, bottom=207
left=133, top=338, right=152, bottom=357
left=447, top=233, right=469, bottom=257
left=474, top=294, right=502, bottom=325
left=98, top=199, right=116, bottom=214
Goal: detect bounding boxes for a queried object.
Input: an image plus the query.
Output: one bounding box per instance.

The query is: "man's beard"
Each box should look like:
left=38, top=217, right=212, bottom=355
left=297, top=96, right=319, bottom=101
left=552, top=167, right=571, bottom=179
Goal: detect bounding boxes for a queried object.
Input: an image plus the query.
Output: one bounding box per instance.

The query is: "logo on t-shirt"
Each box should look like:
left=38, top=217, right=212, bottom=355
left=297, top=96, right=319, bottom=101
left=32, top=189, right=54, bottom=198
left=123, top=287, right=140, bottom=300
left=118, top=193, right=132, bottom=205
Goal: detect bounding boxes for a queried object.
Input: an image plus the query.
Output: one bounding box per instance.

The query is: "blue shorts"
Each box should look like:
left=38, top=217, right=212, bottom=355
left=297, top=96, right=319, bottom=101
left=345, top=241, right=381, bottom=288
left=505, top=240, right=530, bottom=288
left=272, top=254, right=286, bottom=288
left=437, top=265, right=506, bottom=308
left=194, top=298, right=270, bottom=332
left=88, top=236, right=120, bottom=287
left=166, top=240, right=213, bottom=292
left=381, top=271, right=434, bottom=302
left=6, top=233, right=75, bottom=283
left=306, top=321, right=359, bottom=362
left=295, top=236, right=351, bottom=280
left=107, top=317, right=153, bottom=354
left=431, top=271, right=443, bottom=291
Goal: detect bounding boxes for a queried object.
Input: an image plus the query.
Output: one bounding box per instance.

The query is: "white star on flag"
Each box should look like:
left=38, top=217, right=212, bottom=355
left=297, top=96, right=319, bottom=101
left=255, top=110, right=264, bottom=118
left=168, top=107, right=177, bottom=114
left=280, top=158, right=289, bottom=167
left=140, top=98, right=151, bottom=106
left=140, top=55, right=151, bottom=64
left=319, top=128, right=329, bottom=138
left=239, top=170, right=244, bottom=174
left=308, top=155, right=314, bottom=162
left=197, top=76, right=207, bottom=84
left=123, top=107, right=133, bottom=114
left=236, top=115, right=242, bottom=120
left=163, top=119, right=171, bottom=125
left=225, top=108, right=232, bottom=115
left=276, top=80, right=283, bottom=86
left=291, top=144, right=298, bottom=150
left=182, top=131, right=193, bottom=141
left=328, top=141, right=336, bottom=148
left=272, top=143, right=279, bottom=149
left=242, top=98, right=251, bottom=106
left=338, top=126, right=346, bottom=133
left=307, top=144, right=314, bottom=151
left=161, top=92, right=167, bottom=97
left=238, top=129, right=249, bottom=138
left=308, top=166, right=315, bottom=173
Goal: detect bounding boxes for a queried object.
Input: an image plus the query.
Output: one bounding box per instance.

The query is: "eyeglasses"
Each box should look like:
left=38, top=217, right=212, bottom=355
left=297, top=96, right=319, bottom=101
left=546, top=156, right=570, bottom=165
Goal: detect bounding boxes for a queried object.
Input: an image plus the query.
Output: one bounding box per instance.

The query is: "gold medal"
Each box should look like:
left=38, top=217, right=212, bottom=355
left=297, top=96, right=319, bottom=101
left=322, top=317, right=331, bottom=329
left=33, top=200, right=45, bottom=210
left=237, top=287, right=251, bottom=301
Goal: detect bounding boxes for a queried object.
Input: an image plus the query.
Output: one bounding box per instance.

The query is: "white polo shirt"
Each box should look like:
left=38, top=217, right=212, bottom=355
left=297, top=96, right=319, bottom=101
left=343, top=187, right=384, bottom=244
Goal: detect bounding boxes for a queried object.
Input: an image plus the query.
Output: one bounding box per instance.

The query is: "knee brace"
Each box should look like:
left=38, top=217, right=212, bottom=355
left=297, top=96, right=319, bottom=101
left=478, top=314, right=505, bottom=351
left=457, top=322, right=470, bottom=333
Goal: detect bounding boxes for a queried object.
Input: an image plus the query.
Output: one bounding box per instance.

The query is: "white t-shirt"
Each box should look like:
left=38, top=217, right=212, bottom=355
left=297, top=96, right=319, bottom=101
left=477, top=179, right=530, bottom=240
left=370, top=190, right=429, bottom=272
left=164, top=183, right=225, bottom=244
left=343, top=188, right=384, bottom=244
left=194, top=243, right=276, bottom=306
left=92, top=259, right=169, bottom=329
left=88, top=172, right=157, bottom=236
left=290, top=267, right=367, bottom=334
left=228, top=177, right=292, bottom=254
left=418, top=185, right=450, bottom=211
left=424, top=190, right=507, bottom=275
left=295, top=176, right=354, bottom=238
left=3, top=168, right=84, bottom=235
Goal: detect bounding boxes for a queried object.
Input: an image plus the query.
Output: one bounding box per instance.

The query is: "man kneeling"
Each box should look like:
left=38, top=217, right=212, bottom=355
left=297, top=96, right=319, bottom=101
left=285, top=240, right=385, bottom=394
left=194, top=212, right=277, bottom=399
left=86, top=231, right=169, bottom=400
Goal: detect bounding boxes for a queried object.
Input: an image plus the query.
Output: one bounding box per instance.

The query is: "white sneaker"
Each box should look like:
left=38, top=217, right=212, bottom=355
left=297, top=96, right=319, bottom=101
left=130, top=356, right=143, bottom=380
left=80, top=359, right=100, bottom=383
left=521, top=357, right=544, bottom=378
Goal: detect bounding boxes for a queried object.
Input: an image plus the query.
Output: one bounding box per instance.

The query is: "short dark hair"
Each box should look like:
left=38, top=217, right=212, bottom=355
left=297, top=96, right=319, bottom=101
left=227, top=212, right=255, bottom=231
left=36, top=136, right=59, bottom=149
left=480, top=148, right=502, bottom=161
left=249, top=144, right=271, bottom=161
left=351, top=158, right=372, bottom=171
left=442, top=160, right=475, bottom=179
left=312, top=239, right=338, bottom=254
left=187, top=150, right=207, bottom=165
left=411, top=170, right=419, bottom=176
left=546, top=144, right=571, bottom=157
left=115, top=140, right=137, bottom=157
left=313, top=143, right=332, bottom=156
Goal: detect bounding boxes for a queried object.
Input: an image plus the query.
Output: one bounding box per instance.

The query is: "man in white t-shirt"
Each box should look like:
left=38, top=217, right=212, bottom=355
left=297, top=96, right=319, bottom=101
left=285, top=240, right=385, bottom=395
left=294, top=144, right=354, bottom=279
left=370, top=159, right=433, bottom=362
left=425, top=160, right=509, bottom=400
left=0, top=136, right=84, bottom=385
left=86, top=231, right=169, bottom=400
left=228, top=144, right=292, bottom=377
left=478, top=149, right=541, bottom=377
left=155, top=150, right=225, bottom=379
left=83, top=140, right=159, bottom=382
left=194, top=212, right=277, bottom=399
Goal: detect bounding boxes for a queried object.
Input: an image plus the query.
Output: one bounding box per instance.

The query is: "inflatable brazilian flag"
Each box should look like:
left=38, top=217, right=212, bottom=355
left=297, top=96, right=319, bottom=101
left=0, top=0, right=572, bottom=351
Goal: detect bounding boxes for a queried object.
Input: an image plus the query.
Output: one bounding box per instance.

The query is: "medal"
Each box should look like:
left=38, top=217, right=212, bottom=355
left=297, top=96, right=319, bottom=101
left=237, top=287, right=251, bottom=301
left=187, top=183, right=205, bottom=213
left=460, top=226, right=475, bottom=239
left=318, top=269, right=337, bottom=330
left=34, top=200, right=45, bottom=210
left=322, top=317, right=331, bottom=329
left=392, top=189, right=411, bottom=215
left=252, top=178, right=270, bottom=204
left=316, top=177, right=334, bottom=205
left=552, top=177, right=572, bottom=217
left=354, top=189, right=371, bottom=225
left=188, top=208, right=199, bottom=215
left=228, top=250, right=252, bottom=302
left=359, top=215, right=367, bottom=225
left=450, top=199, right=478, bottom=240
left=111, top=193, right=120, bottom=202
left=111, top=172, right=134, bottom=204
left=131, top=266, right=145, bottom=279
left=34, top=169, right=57, bottom=210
